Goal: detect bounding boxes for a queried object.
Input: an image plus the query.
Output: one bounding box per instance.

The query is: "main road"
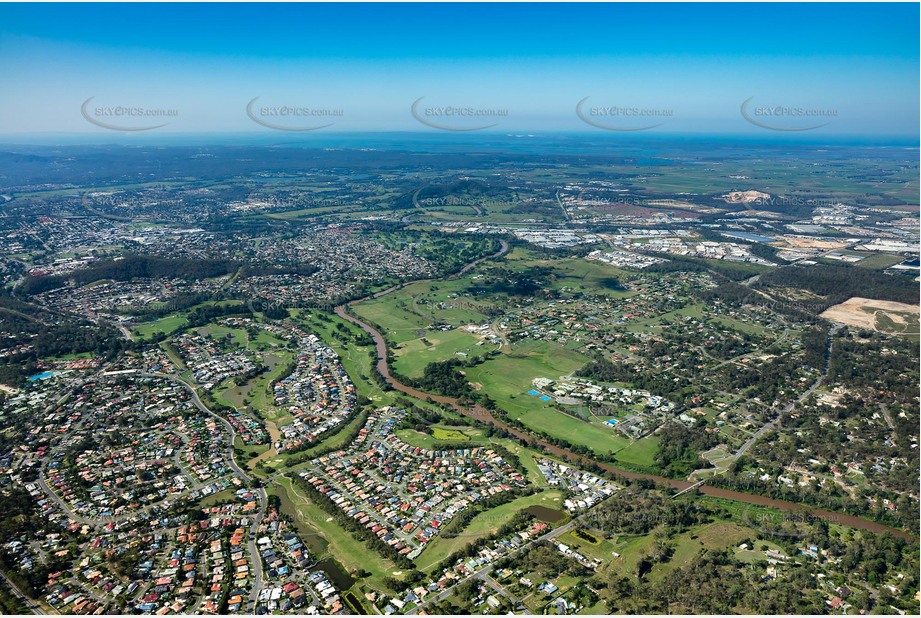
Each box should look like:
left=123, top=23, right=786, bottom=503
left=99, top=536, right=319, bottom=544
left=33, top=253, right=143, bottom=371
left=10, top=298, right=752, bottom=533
left=143, top=372, right=267, bottom=606
left=0, top=569, right=46, bottom=615
left=334, top=242, right=913, bottom=542
left=143, top=371, right=253, bottom=484
left=247, top=487, right=268, bottom=609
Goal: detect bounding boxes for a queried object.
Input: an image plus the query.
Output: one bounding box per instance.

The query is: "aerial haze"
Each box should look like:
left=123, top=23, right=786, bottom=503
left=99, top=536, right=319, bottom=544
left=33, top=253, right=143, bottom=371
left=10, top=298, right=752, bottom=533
left=0, top=3, right=917, bottom=617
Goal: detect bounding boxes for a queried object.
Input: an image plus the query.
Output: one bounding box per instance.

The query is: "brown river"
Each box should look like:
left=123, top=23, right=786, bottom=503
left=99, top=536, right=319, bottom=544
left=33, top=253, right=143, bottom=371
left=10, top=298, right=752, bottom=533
left=334, top=242, right=914, bottom=542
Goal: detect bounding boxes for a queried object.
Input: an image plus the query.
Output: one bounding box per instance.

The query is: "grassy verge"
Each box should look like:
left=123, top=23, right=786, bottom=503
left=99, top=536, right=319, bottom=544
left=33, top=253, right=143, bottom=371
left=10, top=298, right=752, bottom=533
left=270, top=476, right=403, bottom=592
left=415, top=489, right=565, bottom=573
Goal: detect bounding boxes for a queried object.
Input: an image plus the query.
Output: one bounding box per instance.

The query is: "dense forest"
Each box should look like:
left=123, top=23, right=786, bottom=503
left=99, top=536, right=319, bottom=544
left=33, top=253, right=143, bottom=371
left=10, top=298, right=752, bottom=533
left=642, top=254, right=770, bottom=282
left=575, top=355, right=689, bottom=401
left=653, top=422, right=720, bottom=478
left=828, top=329, right=919, bottom=400
left=18, top=255, right=241, bottom=296
left=586, top=490, right=919, bottom=614
left=581, top=486, right=713, bottom=535
left=756, top=263, right=919, bottom=309
left=18, top=254, right=320, bottom=296
left=0, top=488, right=74, bottom=598
left=372, top=228, right=500, bottom=277
left=467, top=265, right=555, bottom=297
left=408, top=359, right=475, bottom=399
left=609, top=549, right=830, bottom=614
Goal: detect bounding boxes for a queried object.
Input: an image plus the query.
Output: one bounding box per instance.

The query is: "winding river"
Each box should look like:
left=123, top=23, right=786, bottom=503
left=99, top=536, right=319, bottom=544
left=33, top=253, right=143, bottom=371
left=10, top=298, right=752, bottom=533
left=334, top=241, right=913, bottom=542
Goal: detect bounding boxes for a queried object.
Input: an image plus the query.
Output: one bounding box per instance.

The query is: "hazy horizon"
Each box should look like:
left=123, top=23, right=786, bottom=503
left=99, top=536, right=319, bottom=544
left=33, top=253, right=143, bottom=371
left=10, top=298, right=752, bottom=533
left=1, top=131, right=919, bottom=151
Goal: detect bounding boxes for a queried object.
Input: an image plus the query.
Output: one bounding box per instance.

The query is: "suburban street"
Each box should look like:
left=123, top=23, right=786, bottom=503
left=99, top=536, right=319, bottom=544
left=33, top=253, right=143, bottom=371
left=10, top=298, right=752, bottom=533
left=144, top=372, right=253, bottom=485
left=407, top=518, right=580, bottom=615
left=732, top=323, right=841, bottom=460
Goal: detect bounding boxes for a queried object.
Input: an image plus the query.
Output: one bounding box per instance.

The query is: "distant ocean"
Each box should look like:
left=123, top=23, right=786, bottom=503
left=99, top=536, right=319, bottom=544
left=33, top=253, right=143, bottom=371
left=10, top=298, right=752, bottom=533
left=1, top=132, right=917, bottom=154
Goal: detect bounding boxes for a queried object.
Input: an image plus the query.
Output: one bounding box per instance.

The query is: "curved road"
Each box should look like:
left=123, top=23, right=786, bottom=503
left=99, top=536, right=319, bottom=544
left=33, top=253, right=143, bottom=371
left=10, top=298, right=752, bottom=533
left=731, top=323, right=842, bottom=462
left=143, top=372, right=253, bottom=484
left=334, top=244, right=913, bottom=542
left=36, top=370, right=256, bottom=526
left=143, top=373, right=267, bottom=608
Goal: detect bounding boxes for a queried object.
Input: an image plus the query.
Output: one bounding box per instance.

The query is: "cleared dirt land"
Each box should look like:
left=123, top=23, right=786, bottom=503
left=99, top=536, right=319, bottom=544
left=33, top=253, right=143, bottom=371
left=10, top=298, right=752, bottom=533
left=721, top=190, right=770, bottom=203
left=777, top=235, right=850, bottom=250
left=820, top=297, right=920, bottom=334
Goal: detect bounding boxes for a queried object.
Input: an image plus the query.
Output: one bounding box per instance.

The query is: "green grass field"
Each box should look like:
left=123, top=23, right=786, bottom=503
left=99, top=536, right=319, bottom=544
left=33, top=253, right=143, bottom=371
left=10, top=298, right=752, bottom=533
left=213, top=349, right=293, bottom=413
left=159, top=341, right=186, bottom=370
left=392, top=329, right=484, bottom=378
left=353, top=280, right=493, bottom=343
left=291, top=309, right=399, bottom=406
left=596, top=519, right=758, bottom=585
left=132, top=300, right=251, bottom=341
left=536, top=258, right=635, bottom=297
left=432, top=426, right=479, bottom=440
left=46, top=351, right=96, bottom=362
left=133, top=314, right=189, bottom=340
left=394, top=428, right=550, bottom=489
left=198, top=487, right=240, bottom=508
left=871, top=311, right=920, bottom=340
left=558, top=529, right=618, bottom=563
left=613, top=435, right=660, bottom=468
left=624, top=302, right=706, bottom=332
left=414, top=489, right=565, bottom=572
left=198, top=323, right=249, bottom=347
left=265, top=410, right=371, bottom=472
left=711, top=315, right=769, bottom=336
left=271, top=476, right=402, bottom=592
left=855, top=253, right=908, bottom=270
left=462, top=340, right=634, bottom=455
left=395, top=425, right=487, bottom=449
left=647, top=522, right=752, bottom=583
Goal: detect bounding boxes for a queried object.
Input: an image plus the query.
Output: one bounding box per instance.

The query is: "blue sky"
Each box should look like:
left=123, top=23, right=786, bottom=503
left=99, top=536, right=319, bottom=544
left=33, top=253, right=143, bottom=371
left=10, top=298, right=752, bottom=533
left=0, top=3, right=918, bottom=139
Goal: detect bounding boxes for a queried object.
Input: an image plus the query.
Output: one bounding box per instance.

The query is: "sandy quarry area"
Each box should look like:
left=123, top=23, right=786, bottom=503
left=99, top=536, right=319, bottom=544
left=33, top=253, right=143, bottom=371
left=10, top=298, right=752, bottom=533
left=820, top=297, right=920, bottom=332
left=721, top=190, right=771, bottom=203
left=777, top=235, right=851, bottom=250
